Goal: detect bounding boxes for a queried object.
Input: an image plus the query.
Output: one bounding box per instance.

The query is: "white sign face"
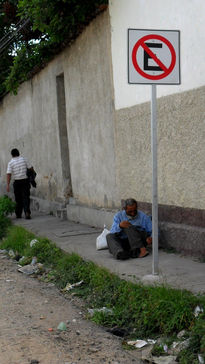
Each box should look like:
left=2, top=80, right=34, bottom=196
left=128, top=29, right=180, bottom=85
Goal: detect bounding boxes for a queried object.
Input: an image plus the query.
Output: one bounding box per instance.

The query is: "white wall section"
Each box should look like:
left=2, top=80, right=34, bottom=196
left=109, top=0, right=205, bottom=109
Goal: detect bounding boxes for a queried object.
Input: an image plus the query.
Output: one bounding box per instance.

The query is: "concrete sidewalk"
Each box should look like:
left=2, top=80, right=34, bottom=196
left=13, top=213, right=205, bottom=295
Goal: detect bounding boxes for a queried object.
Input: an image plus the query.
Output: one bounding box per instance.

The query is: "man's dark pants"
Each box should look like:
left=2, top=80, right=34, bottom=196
left=13, top=179, right=31, bottom=217
left=106, top=225, right=148, bottom=259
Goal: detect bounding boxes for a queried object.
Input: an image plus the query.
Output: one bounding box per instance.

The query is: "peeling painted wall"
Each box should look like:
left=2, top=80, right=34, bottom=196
left=63, top=12, right=117, bottom=208
left=0, top=11, right=118, bottom=210
left=0, top=5, right=204, bottom=217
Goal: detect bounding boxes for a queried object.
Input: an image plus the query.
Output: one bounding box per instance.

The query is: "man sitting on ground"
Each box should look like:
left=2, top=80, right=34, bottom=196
left=106, top=198, right=152, bottom=260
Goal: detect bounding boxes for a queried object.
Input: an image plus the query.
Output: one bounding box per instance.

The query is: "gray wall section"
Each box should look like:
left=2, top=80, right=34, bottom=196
left=115, top=86, right=205, bottom=211
left=63, top=11, right=117, bottom=209
left=0, top=10, right=204, bottom=256
left=0, top=11, right=118, bottom=211
left=0, top=10, right=204, bottom=226
left=0, top=58, right=68, bottom=207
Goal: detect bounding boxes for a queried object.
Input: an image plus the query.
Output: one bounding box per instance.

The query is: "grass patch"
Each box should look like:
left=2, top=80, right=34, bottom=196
left=0, top=225, right=204, bottom=363
left=0, top=195, right=16, bottom=240
left=1, top=225, right=35, bottom=255
left=0, top=216, right=12, bottom=240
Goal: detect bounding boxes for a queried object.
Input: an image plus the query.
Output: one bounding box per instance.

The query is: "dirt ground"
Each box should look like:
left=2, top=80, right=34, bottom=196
left=0, top=253, right=142, bottom=364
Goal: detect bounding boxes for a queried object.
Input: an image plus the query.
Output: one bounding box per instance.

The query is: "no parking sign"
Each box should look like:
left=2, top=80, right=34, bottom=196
left=128, top=29, right=180, bottom=84
left=128, top=29, right=180, bottom=275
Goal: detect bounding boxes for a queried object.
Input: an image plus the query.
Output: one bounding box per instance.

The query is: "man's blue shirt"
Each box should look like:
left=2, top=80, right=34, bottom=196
left=110, top=210, right=152, bottom=239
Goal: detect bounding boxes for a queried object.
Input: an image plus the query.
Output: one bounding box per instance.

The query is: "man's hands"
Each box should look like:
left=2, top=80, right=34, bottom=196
left=6, top=174, right=11, bottom=193
left=119, top=220, right=131, bottom=228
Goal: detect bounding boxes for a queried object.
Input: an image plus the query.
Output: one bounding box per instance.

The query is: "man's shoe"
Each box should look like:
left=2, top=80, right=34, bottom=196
left=16, top=215, right=22, bottom=219
left=116, top=250, right=129, bottom=260
left=139, top=247, right=149, bottom=258
left=129, top=248, right=139, bottom=258
left=25, top=213, right=31, bottom=220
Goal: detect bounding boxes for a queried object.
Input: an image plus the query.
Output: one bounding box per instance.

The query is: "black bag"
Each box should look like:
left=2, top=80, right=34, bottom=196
left=27, top=168, right=37, bottom=188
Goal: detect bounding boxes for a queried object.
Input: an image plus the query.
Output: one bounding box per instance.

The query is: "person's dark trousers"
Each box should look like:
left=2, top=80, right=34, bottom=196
left=13, top=179, right=31, bottom=218
left=106, top=233, right=130, bottom=260
left=106, top=226, right=148, bottom=260
left=124, top=225, right=148, bottom=255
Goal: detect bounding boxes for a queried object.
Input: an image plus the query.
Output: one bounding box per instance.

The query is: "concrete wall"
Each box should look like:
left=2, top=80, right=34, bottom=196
left=107, top=0, right=205, bottom=213
left=115, top=86, right=205, bottom=210
left=109, top=0, right=205, bottom=108
left=0, top=4, right=204, bottom=223
left=63, top=11, right=117, bottom=209
left=0, top=11, right=118, bottom=211
left=0, top=5, right=204, bottom=255
left=0, top=57, right=66, bottom=209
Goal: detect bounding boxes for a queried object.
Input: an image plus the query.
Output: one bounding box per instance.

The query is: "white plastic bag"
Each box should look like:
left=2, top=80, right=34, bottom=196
left=96, top=226, right=110, bottom=250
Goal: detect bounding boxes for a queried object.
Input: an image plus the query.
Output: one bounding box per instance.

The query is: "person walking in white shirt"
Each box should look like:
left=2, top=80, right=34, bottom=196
left=7, top=148, right=33, bottom=219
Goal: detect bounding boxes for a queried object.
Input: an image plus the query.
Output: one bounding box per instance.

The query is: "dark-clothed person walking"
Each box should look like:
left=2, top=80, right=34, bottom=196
left=6, top=148, right=34, bottom=219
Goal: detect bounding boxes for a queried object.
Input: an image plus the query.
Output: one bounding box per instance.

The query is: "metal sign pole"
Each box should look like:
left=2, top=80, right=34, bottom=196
left=151, top=84, right=159, bottom=275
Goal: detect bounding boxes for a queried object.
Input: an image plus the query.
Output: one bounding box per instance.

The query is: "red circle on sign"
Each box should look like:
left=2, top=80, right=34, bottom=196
left=132, top=34, right=176, bottom=80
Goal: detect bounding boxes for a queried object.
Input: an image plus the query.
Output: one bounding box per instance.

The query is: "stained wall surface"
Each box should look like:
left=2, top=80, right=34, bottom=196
left=0, top=3, right=204, bottom=218
left=0, top=11, right=118, bottom=210
left=109, top=0, right=205, bottom=211
left=115, top=86, right=205, bottom=210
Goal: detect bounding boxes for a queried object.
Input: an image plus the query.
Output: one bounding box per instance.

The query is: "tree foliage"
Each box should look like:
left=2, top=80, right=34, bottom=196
left=0, top=0, right=108, bottom=98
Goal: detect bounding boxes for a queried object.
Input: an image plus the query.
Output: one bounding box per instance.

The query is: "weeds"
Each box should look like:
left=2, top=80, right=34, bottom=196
left=0, top=224, right=204, bottom=363
left=0, top=195, right=16, bottom=240
left=1, top=225, right=34, bottom=254
left=0, top=195, right=16, bottom=217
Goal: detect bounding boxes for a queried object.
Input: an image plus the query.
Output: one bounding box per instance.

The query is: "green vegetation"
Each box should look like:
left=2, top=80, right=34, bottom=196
left=0, top=195, right=15, bottom=239
left=0, top=194, right=16, bottom=217
left=0, top=0, right=108, bottom=97
left=0, top=224, right=204, bottom=363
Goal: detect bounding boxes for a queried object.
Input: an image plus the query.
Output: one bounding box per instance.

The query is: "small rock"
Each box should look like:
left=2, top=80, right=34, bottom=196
left=141, top=345, right=154, bottom=361
left=30, top=239, right=39, bottom=247
left=170, top=339, right=190, bottom=355
left=8, top=249, right=15, bottom=258
left=18, top=263, right=44, bottom=275
left=88, top=348, right=99, bottom=353
left=177, top=330, right=186, bottom=339
left=0, top=249, right=7, bottom=254
left=152, top=355, right=177, bottom=364
left=31, top=256, right=37, bottom=265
